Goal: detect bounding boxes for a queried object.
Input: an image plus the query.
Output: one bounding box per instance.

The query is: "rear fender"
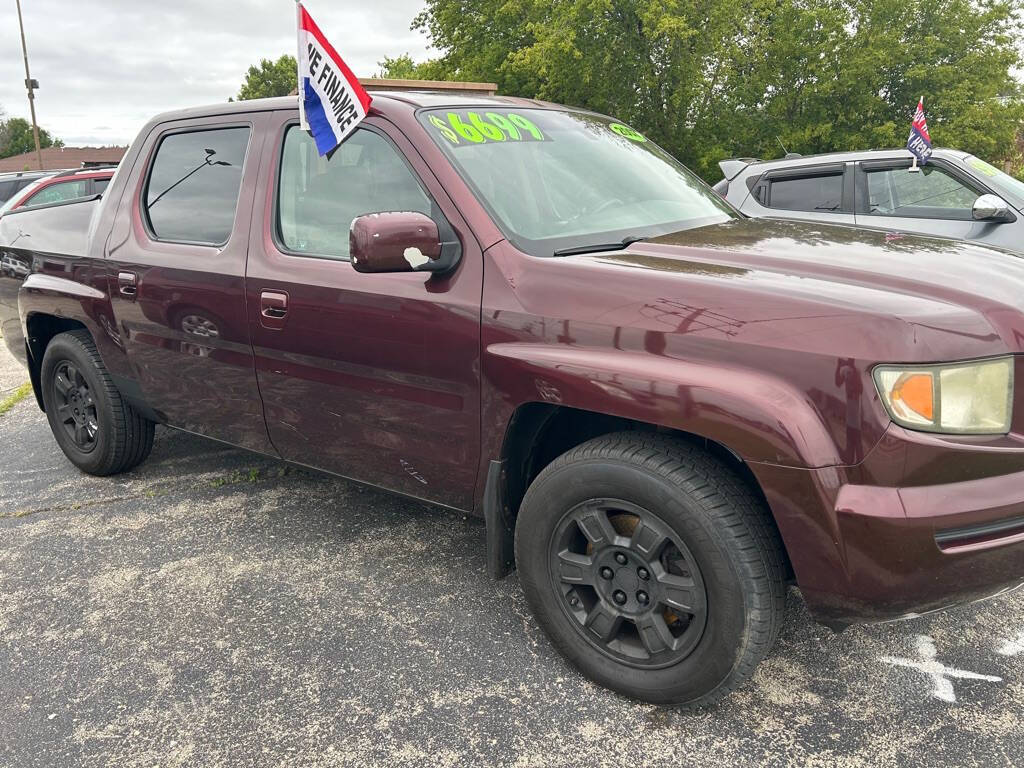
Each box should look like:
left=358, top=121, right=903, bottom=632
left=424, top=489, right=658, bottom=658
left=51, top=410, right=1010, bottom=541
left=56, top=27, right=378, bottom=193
left=18, top=273, right=132, bottom=406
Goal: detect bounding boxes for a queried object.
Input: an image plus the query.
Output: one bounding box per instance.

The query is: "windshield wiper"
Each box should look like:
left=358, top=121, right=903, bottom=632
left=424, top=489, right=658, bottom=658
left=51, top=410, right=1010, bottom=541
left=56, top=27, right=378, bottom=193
left=553, top=235, right=646, bottom=258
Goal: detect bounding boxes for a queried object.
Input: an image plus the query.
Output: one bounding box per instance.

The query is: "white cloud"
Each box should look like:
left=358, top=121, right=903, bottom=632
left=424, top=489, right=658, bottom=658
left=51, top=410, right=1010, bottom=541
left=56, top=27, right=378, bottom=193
left=1, top=0, right=431, bottom=146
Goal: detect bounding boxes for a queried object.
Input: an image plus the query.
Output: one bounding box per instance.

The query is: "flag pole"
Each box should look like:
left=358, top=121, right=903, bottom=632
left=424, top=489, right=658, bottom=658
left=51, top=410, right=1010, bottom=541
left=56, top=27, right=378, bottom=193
left=295, top=0, right=307, bottom=130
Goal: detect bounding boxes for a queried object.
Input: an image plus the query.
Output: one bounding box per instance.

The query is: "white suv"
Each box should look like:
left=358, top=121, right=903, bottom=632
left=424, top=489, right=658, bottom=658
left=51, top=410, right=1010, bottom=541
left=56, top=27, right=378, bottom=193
left=714, top=148, right=1024, bottom=252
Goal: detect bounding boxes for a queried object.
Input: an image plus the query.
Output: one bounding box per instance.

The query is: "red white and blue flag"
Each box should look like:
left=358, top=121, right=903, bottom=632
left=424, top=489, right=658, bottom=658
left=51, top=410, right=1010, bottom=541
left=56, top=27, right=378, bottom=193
left=907, top=97, right=932, bottom=165
left=296, top=3, right=371, bottom=157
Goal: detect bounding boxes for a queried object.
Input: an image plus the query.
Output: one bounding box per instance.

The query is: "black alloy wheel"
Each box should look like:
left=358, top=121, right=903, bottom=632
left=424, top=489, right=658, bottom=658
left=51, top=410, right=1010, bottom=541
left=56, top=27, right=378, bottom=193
left=41, top=330, right=155, bottom=476
left=51, top=360, right=100, bottom=453
left=515, top=432, right=787, bottom=707
left=550, top=499, right=707, bottom=668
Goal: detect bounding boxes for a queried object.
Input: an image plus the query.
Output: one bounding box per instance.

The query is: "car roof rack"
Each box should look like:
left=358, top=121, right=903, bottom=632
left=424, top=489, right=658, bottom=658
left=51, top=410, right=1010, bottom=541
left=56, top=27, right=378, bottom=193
left=48, top=166, right=117, bottom=180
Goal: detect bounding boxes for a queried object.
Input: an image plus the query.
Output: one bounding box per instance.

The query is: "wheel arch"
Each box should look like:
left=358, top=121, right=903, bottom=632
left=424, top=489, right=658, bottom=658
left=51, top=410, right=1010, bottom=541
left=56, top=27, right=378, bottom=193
left=487, top=401, right=794, bottom=583
left=24, top=313, right=90, bottom=411
left=18, top=272, right=138, bottom=415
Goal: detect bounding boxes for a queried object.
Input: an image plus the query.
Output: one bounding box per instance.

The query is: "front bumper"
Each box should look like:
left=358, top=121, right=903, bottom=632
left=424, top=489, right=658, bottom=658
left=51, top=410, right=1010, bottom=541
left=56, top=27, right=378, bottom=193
left=753, top=424, right=1024, bottom=627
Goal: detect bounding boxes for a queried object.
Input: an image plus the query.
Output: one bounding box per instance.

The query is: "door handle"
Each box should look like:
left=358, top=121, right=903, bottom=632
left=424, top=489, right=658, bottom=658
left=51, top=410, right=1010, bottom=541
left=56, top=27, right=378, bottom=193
left=118, top=271, right=138, bottom=298
left=259, top=290, right=289, bottom=329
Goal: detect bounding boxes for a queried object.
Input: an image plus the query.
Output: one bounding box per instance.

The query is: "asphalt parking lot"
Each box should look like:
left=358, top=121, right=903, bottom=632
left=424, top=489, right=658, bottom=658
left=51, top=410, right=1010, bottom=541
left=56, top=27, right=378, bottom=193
left=1, top=342, right=1021, bottom=767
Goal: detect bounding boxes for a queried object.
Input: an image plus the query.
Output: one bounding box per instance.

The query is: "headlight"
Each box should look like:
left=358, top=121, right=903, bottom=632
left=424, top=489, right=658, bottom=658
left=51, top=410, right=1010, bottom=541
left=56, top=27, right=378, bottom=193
left=873, top=357, right=1013, bottom=434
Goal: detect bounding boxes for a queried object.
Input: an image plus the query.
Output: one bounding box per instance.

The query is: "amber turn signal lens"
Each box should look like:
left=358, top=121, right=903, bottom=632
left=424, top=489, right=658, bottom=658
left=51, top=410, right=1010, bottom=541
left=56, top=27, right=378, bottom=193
left=891, top=372, right=934, bottom=421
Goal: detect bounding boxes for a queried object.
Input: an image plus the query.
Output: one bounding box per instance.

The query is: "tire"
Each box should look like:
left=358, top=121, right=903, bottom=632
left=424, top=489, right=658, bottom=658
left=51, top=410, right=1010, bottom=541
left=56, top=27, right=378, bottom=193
left=40, top=330, right=155, bottom=476
left=515, top=432, right=787, bottom=707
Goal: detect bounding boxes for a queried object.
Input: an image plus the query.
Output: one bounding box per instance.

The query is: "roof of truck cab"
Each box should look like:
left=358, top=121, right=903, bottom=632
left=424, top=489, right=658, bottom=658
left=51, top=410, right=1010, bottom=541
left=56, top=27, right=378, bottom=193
left=147, top=92, right=555, bottom=126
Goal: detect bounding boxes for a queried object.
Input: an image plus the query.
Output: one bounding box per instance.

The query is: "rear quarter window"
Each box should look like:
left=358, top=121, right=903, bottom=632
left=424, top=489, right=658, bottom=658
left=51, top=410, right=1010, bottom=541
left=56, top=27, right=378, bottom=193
left=767, top=173, right=843, bottom=212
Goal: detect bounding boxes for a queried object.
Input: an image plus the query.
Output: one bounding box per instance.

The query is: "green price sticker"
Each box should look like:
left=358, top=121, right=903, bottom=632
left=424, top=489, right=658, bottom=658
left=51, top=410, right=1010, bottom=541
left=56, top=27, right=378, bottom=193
left=966, top=157, right=999, bottom=178
left=609, top=123, right=646, bottom=142
left=429, top=111, right=546, bottom=147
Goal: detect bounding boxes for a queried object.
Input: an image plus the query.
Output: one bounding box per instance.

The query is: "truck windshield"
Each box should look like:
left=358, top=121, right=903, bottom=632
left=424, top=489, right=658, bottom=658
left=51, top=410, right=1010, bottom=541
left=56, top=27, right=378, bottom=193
left=963, top=156, right=1024, bottom=209
left=420, top=108, right=734, bottom=257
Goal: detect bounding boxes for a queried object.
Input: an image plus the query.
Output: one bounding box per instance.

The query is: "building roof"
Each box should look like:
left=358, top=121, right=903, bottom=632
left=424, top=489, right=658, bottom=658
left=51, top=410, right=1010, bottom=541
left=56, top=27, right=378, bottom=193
left=359, top=78, right=498, bottom=95
left=0, top=146, right=128, bottom=173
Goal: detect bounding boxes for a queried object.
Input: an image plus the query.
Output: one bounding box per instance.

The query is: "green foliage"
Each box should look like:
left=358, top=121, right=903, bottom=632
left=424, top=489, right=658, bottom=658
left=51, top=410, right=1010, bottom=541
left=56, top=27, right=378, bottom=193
left=401, top=0, right=1024, bottom=180
left=376, top=53, right=450, bottom=80
left=0, top=382, right=32, bottom=417
left=236, top=55, right=299, bottom=101
left=0, top=116, right=62, bottom=159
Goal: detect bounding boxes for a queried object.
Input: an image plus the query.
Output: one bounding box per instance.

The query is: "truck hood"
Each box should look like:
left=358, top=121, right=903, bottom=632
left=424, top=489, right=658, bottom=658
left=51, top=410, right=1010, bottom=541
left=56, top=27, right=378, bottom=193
left=580, top=217, right=1024, bottom=361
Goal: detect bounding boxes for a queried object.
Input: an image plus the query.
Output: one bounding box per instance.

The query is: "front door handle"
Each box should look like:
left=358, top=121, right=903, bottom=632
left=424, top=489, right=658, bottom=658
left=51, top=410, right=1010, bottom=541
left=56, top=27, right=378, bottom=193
left=260, top=290, right=289, bottom=329
left=118, top=271, right=138, bottom=298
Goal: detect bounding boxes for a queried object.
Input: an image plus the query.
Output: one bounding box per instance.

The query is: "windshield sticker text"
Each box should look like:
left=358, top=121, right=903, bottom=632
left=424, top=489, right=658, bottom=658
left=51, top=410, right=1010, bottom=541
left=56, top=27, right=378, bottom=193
left=966, top=157, right=999, bottom=177
left=429, top=111, right=546, bottom=147
left=609, top=123, right=646, bottom=142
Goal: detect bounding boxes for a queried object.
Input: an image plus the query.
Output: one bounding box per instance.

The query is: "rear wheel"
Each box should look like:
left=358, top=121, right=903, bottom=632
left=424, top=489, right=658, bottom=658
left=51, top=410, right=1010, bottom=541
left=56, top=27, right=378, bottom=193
left=515, top=433, right=787, bottom=706
left=41, top=330, right=154, bottom=476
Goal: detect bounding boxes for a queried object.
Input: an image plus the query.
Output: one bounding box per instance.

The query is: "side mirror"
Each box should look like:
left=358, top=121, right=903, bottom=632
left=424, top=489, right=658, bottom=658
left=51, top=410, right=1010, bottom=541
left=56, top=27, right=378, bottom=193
left=350, top=211, right=457, bottom=274
left=972, top=194, right=1013, bottom=223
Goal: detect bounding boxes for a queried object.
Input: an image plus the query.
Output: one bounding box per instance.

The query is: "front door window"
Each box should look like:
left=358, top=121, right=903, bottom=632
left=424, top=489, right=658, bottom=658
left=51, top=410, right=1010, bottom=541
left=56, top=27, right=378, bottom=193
left=864, top=166, right=979, bottom=219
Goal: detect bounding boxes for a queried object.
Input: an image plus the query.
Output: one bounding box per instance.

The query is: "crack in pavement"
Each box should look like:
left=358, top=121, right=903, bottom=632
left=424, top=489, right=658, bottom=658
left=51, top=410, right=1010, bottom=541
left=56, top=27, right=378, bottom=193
left=1, top=494, right=143, bottom=519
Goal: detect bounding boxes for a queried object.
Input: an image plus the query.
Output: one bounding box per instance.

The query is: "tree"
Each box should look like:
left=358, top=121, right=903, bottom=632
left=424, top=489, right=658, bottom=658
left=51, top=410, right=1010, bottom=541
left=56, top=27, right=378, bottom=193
left=375, top=53, right=448, bottom=81
left=400, top=0, right=1024, bottom=179
left=377, top=54, right=423, bottom=79
left=0, top=116, right=62, bottom=159
left=235, top=55, right=298, bottom=100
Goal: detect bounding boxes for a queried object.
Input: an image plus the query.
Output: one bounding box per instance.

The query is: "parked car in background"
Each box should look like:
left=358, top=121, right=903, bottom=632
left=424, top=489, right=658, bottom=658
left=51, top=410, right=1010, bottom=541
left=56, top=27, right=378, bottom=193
left=714, top=148, right=1024, bottom=251
left=3, top=94, right=1024, bottom=708
left=0, top=168, right=114, bottom=219
left=0, top=170, right=57, bottom=205
left=0, top=252, right=29, bottom=278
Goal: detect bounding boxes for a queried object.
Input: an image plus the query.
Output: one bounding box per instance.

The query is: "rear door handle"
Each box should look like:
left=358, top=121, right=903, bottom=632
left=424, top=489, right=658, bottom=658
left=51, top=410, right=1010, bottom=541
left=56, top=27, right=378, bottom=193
left=118, top=271, right=138, bottom=298
left=260, top=290, right=289, bottom=329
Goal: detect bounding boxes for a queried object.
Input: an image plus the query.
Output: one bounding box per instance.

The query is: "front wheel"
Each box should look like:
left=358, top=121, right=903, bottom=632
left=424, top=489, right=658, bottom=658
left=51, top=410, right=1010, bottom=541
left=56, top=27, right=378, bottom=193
left=515, top=433, right=787, bottom=706
left=40, top=330, right=155, bottom=476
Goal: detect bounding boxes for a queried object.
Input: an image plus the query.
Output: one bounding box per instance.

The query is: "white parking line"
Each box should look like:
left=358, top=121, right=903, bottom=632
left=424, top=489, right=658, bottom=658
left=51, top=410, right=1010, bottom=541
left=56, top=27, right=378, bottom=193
left=880, top=635, right=1002, bottom=703
left=998, top=631, right=1024, bottom=657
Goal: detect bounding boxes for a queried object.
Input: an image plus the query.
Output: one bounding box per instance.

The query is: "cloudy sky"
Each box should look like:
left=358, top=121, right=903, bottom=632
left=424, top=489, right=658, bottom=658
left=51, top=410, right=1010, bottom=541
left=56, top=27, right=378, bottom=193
left=1, top=0, right=431, bottom=147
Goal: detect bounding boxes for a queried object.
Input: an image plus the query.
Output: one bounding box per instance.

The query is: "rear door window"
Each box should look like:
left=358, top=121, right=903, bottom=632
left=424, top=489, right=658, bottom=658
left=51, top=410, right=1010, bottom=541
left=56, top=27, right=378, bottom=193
left=767, top=173, right=843, bottom=212
left=143, top=126, right=250, bottom=245
left=863, top=165, right=980, bottom=219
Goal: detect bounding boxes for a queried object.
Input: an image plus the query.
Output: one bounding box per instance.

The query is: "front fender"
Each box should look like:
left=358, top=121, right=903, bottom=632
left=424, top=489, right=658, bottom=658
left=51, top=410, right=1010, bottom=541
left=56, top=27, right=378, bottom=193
left=482, top=342, right=851, bottom=469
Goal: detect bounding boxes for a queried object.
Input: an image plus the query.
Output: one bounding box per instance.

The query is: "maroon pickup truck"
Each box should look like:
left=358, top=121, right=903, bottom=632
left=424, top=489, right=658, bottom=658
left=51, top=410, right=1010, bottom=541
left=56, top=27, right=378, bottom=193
left=2, top=91, right=1023, bottom=706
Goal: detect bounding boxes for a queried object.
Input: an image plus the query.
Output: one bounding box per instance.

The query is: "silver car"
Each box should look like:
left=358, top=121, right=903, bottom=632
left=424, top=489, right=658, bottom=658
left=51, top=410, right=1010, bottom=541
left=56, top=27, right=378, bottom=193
left=715, top=148, right=1024, bottom=252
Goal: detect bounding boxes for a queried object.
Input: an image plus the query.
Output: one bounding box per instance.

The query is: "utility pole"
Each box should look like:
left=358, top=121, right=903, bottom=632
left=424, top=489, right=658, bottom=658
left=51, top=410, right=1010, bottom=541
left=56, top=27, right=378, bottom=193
left=15, top=0, right=44, bottom=171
